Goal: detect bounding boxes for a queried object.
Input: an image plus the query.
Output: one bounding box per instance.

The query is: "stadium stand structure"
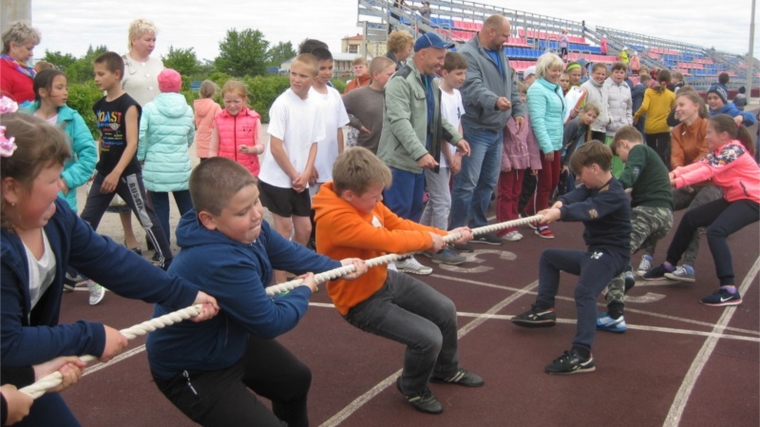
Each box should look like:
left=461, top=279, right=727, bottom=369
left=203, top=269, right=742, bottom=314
left=356, top=0, right=759, bottom=92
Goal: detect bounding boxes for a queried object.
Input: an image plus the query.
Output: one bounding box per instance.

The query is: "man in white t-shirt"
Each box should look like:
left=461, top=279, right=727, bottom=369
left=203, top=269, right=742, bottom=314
left=258, top=54, right=326, bottom=283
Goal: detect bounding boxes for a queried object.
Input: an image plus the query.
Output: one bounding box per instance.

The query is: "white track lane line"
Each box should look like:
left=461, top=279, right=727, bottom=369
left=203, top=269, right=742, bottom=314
left=662, top=256, right=759, bottom=427
left=433, top=274, right=760, bottom=336
left=316, top=281, right=538, bottom=427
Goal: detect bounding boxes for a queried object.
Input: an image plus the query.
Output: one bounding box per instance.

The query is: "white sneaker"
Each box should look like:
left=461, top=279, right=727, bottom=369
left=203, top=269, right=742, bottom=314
left=637, top=255, right=653, bottom=277
left=502, top=231, right=523, bottom=242
left=88, top=281, right=105, bottom=306
left=395, top=256, right=433, bottom=275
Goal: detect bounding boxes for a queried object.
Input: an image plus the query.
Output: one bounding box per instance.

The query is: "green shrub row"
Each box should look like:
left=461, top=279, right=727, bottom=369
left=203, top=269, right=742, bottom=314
left=66, top=74, right=349, bottom=139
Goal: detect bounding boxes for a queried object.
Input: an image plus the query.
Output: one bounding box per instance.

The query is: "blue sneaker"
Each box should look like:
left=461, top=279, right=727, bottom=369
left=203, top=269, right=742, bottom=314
left=700, top=288, right=742, bottom=307
left=664, top=265, right=696, bottom=283
left=596, top=312, right=627, bottom=333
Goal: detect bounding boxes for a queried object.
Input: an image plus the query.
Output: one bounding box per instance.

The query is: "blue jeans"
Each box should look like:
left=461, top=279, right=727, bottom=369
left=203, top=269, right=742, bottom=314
left=383, top=167, right=425, bottom=222
left=535, top=248, right=628, bottom=350
left=148, top=190, right=194, bottom=246
left=450, top=125, right=503, bottom=228
left=344, top=270, right=460, bottom=394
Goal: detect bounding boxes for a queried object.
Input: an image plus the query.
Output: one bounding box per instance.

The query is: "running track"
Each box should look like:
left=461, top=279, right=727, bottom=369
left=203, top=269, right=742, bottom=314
left=58, top=210, right=759, bottom=427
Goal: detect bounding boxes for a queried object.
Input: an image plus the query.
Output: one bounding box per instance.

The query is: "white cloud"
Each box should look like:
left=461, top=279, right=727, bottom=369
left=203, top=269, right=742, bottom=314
left=28, top=0, right=758, bottom=62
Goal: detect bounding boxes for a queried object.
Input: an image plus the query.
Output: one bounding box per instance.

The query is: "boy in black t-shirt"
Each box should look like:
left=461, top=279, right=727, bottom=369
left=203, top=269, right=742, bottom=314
left=511, top=141, right=631, bottom=375
left=80, top=52, right=173, bottom=269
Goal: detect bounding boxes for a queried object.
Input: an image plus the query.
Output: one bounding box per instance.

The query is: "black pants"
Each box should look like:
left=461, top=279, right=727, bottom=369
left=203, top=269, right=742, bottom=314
left=645, top=132, right=671, bottom=169
left=518, top=168, right=537, bottom=215
left=666, top=198, right=759, bottom=286
left=80, top=171, right=172, bottom=268
left=153, top=336, right=311, bottom=427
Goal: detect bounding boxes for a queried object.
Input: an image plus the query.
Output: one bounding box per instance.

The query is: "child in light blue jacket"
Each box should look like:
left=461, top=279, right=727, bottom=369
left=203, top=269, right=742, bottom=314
left=26, top=69, right=97, bottom=213
left=137, top=69, right=195, bottom=246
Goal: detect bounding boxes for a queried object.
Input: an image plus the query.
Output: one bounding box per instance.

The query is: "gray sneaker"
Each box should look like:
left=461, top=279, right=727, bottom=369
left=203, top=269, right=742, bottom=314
left=664, top=265, right=696, bottom=283
left=88, top=281, right=105, bottom=306
left=395, top=256, right=433, bottom=275
left=472, top=231, right=503, bottom=245
left=422, top=247, right=466, bottom=265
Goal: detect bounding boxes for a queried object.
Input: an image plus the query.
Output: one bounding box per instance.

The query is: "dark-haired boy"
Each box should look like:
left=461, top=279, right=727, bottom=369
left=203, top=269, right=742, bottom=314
left=596, top=126, right=673, bottom=333
left=313, top=147, right=483, bottom=415
left=80, top=51, right=173, bottom=270
left=511, top=141, right=631, bottom=374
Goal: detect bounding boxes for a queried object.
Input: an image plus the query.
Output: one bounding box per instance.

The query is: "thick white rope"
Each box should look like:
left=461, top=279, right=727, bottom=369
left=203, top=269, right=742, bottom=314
left=19, top=304, right=202, bottom=399
left=265, top=214, right=544, bottom=296
left=19, top=214, right=544, bottom=399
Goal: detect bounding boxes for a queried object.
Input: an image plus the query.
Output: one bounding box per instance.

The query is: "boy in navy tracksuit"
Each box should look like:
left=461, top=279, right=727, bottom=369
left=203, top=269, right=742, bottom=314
left=512, top=141, right=631, bottom=374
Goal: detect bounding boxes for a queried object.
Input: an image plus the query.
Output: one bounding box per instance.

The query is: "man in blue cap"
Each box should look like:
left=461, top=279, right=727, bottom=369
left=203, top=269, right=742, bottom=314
left=377, top=33, right=472, bottom=274
left=450, top=15, right=526, bottom=251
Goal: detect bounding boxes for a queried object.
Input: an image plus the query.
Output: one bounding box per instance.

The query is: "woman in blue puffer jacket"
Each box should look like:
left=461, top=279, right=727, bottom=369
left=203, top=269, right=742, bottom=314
left=525, top=52, right=567, bottom=239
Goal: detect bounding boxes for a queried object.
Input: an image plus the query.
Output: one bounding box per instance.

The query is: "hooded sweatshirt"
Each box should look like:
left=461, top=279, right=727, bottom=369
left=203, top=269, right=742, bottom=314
left=147, top=211, right=341, bottom=378
left=138, top=92, right=195, bottom=192
left=193, top=98, right=222, bottom=158
left=312, top=182, right=447, bottom=315
left=345, top=73, right=371, bottom=94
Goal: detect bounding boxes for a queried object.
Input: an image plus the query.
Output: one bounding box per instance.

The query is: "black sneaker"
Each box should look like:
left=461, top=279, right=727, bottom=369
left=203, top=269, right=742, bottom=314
left=472, top=231, right=503, bottom=245
left=396, top=377, right=443, bottom=414
left=511, top=306, right=557, bottom=327
left=700, top=288, right=743, bottom=306
left=451, top=242, right=474, bottom=252
left=430, top=368, right=484, bottom=387
left=544, top=350, right=596, bottom=375
left=642, top=263, right=671, bottom=281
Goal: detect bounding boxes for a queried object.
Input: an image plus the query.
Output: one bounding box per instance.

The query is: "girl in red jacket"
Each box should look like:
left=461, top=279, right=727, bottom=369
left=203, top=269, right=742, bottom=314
left=208, top=80, right=264, bottom=176
left=652, top=114, right=759, bottom=307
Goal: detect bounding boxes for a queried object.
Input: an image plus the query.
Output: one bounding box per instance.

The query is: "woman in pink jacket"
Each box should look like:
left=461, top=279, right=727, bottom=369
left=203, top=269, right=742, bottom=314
left=652, top=114, right=759, bottom=307
left=193, top=80, right=222, bottom=161
left=208, top=80, right=265, bottom=175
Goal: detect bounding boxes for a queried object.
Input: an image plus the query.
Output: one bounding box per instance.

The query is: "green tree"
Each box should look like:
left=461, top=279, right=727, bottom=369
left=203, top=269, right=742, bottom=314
left=215, top=28, right=270, bottom=77
left=162, top=46, right=200, bottom=77
left=42, top=50, right=77, bottom=72
left=267, top=41, right=296, bottom=69
left=64, top=45, right=109, bottom=84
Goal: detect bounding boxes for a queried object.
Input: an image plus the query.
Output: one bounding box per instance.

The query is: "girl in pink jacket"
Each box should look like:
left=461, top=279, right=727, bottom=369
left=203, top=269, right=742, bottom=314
left=653, top=114, right=759, bottom=307
left=496, top=83, right=542, bottom=241
left=209, top=80, right=265, bottom=175
left=193, top=80, right=222, bottom=161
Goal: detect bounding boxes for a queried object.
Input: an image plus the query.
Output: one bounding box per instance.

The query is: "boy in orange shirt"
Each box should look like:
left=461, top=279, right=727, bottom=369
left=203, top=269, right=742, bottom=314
left=312, top=147, right=484, bottom=415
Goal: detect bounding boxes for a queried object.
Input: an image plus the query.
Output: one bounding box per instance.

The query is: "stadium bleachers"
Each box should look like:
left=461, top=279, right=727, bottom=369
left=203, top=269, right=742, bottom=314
left=358, top=0, right=758, bottom=87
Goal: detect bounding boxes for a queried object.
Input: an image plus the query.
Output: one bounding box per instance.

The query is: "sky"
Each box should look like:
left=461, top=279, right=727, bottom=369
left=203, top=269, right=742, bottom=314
left=27, top=0, right=759, bottom=62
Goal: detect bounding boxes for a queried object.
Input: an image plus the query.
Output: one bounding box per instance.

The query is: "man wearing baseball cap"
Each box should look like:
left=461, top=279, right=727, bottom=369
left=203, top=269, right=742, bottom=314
left=378, top=33, right=472, bottom=276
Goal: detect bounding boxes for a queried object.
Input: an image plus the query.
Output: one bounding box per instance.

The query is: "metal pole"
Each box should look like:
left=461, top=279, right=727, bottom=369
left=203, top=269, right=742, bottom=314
left=747, top=0, right=756, bottom=99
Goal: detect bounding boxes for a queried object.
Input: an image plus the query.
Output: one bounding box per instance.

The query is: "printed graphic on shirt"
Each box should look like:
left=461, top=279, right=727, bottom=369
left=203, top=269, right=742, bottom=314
left=95, top=109, right=125, bottom=153
left=372, top=215, right=382, bottom=228
left=706, top=144, right=745, bottom=167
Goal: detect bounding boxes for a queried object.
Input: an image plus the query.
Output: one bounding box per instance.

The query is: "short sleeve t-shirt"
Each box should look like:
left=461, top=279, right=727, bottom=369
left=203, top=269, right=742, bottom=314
left=92, top=93, right=142, bottom=176
left=311, top=86, right=349, bottom=183
left=259, top=89, right=326, bottom=189
left=439, top=88, right=465, bottom=168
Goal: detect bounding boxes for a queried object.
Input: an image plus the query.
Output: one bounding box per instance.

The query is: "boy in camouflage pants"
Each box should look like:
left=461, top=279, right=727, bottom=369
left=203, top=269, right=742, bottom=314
left=597, top=126, right=674, bottom=333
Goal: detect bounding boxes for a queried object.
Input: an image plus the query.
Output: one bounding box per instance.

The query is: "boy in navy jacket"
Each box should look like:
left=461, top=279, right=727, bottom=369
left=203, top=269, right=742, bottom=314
left=146, top=158, right=365, bottom=427
left=512, top=141, right=631, bottom=374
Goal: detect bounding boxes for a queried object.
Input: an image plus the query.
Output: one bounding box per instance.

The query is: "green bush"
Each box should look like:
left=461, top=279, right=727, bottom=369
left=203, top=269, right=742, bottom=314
left=330, top=78, right=347, bottom=94
left=66, top=80, right=104, bottom=139
left=243, top=75, right=290, bottom=123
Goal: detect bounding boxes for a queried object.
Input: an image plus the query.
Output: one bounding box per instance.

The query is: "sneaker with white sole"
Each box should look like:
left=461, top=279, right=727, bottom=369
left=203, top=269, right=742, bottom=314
left=501, top=230, right=523, bottom=242
left=700, top=288, right=742, bottom=306
left=637, top=255, right=653, bottom=277
left=472, top=232, right=503, bottom=245
left=664, top=265, right=696, bottom=283
left=420, top=247, right=466, bottom=265
left=544, top=350, right=596, bottom=375
left=395, top=256, right=433, bottom=275
left=88, top=281, right=105, bottom=306
left=596, top=312, right=627, bottom=333
left=511, top=306, right=557, bottom=327
left=535, top=226, right=555, bottom=239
